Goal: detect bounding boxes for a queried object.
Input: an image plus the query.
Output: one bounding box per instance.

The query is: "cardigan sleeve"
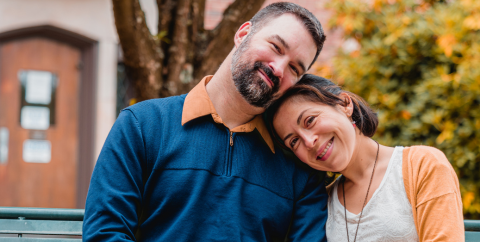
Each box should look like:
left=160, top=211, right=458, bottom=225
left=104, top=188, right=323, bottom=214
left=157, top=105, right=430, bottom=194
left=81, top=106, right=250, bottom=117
left=83, top=109, right=147, bottom=241
left=402, top=146, right=464, bottom=242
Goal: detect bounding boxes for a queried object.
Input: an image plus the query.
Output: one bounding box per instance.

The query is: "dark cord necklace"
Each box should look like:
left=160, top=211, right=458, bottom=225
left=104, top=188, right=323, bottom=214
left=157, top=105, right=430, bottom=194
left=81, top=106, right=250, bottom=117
left=342, top=140, right=379, bottom=242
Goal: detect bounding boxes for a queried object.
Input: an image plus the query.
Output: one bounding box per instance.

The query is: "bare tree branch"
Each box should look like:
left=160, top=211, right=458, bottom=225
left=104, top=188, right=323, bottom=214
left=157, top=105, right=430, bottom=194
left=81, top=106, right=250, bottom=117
left=114, top=0, right=264, bottom=99
left=191, top=0, right=206, bottom=45
left=194, top=0, right=266, bottom=81
left=163, top=0, right=192, bottom=96
left=113, top=0, right=163, bottom=101
left=157, top=0, right=176, bottom=52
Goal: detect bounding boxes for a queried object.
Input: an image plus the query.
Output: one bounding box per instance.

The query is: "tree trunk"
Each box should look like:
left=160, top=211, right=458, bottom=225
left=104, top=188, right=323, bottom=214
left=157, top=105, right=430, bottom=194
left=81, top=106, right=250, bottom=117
left=112, top=0, right=265, bottom=101
left=112, top=0, right=163, bottom=102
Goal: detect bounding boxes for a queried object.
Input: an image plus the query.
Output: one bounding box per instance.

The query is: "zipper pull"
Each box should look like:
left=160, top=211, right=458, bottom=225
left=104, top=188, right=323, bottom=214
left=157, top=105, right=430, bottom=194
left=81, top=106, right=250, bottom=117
left=230, top=131, right=233, bottom=146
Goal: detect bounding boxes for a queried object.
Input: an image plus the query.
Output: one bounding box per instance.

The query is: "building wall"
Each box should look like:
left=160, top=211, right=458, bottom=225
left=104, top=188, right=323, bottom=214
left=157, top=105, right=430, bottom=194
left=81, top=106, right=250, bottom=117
left=0, top=0, right=118, bottom=161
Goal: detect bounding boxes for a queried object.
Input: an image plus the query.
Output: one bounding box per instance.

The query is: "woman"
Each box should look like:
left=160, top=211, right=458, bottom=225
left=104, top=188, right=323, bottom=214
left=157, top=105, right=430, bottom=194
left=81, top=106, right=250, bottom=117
left=269, top=74, right=464, bottom=241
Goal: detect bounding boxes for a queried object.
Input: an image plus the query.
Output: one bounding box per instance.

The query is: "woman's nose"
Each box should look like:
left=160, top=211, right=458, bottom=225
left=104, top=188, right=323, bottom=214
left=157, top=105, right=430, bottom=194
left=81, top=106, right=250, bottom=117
left=304, top=134, right=317, bottom=150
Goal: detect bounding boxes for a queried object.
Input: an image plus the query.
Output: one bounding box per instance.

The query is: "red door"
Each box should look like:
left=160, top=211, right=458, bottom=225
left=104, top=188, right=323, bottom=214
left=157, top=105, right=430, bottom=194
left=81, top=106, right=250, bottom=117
left=0, top=37, right=80, bottom=208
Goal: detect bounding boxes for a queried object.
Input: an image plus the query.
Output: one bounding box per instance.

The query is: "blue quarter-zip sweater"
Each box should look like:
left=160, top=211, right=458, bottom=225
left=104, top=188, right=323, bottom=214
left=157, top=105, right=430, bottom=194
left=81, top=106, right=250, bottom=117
left=83, top=94, right=328, bottom=241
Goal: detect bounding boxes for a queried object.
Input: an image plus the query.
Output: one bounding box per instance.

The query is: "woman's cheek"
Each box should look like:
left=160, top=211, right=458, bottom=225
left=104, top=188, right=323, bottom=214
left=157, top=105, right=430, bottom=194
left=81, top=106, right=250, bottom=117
left=295, top=150, right=309, bottom=165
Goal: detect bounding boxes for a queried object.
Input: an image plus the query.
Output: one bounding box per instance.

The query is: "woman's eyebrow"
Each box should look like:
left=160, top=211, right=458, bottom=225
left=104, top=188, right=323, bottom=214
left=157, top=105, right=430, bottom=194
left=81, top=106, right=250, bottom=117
left=297, top=109, right=311, bottom=125
left=283, top=133, right=293, bottom=143
left=282, top=108, right=313, bottom=142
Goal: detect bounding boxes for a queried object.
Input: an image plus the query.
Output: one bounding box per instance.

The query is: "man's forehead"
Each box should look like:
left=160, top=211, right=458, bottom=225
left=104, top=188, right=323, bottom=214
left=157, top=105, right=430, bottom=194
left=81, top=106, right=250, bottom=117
left=255, top=14, right=316, bottom=49
left=258, top=14, right=303, bottom=33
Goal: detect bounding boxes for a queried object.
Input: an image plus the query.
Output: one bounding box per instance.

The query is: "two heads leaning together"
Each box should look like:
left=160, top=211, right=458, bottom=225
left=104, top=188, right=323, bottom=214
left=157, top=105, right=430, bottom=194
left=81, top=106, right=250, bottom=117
left=229, top=3, right=463, bottom=240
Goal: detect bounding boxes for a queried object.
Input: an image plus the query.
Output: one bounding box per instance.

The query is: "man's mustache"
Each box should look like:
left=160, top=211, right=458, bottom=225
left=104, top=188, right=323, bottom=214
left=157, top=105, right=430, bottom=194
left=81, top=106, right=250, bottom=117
left=254, top=62, right=279, bottom=88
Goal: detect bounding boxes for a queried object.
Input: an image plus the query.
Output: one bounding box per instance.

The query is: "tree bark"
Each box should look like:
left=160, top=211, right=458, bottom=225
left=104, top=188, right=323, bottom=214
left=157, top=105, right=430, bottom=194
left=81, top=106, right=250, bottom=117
left=164, top=0, right=192, bottom=95
left=112, top=0, right=163, bottom=102
left=113, top=0, right=265, bottom=100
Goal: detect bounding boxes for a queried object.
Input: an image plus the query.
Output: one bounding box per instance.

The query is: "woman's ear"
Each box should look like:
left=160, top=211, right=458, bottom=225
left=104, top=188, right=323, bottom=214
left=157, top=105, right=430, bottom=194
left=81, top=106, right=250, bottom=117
left=234, top=22, right=252, bottom=48
left=339, top=93, right=354, bottom=117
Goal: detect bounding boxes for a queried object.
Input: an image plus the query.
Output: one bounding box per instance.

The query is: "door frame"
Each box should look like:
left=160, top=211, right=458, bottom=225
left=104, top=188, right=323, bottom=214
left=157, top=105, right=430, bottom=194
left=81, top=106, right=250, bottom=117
left=0, top=25, right=98, bottom=208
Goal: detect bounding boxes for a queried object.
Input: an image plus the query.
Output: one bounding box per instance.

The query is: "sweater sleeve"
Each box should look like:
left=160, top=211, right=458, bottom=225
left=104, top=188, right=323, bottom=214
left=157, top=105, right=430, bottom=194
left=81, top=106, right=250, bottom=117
left=287, top=173, right=328, bottom=242
left=403, top=146, right=464, bottom=242
left=83, top=109, right=147, bottom=241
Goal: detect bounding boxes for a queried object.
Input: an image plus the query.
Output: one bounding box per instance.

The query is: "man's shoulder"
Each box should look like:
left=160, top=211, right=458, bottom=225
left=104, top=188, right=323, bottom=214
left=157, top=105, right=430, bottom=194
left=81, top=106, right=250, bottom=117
left=272, top=149, right=326, bottom=196
left=122, top=94, right=187, bottom=117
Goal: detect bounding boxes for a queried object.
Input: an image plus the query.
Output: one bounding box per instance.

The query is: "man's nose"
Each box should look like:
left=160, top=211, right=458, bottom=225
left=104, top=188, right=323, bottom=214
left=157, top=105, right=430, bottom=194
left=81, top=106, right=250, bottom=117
left=269, top=58, right=288, bottom=80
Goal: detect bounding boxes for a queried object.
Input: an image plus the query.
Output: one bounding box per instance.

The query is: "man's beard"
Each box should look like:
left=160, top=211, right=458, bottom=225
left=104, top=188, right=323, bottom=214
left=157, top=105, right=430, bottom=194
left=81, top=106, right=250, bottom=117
left=231, top=39, right=280, bottom=108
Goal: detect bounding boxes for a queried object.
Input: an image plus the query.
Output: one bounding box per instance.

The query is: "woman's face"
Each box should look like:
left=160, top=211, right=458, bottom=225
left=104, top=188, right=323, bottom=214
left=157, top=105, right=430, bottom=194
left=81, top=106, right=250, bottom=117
left=273, top=96, right=356, bottom=172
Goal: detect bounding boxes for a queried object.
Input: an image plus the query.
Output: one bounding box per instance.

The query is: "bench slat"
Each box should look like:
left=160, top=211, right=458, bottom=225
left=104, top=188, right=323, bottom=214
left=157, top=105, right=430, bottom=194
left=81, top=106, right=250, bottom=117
left=465, top=220, right=480, bottom=232
left=0, top=238, right=80, bottom=242
left=0, top=220, right=82, bottom=236
left=0, top=208, right=83, bottom=221
left=0, top=207, right=479, bottom=241
left=466, top=231, right=480, bottom=242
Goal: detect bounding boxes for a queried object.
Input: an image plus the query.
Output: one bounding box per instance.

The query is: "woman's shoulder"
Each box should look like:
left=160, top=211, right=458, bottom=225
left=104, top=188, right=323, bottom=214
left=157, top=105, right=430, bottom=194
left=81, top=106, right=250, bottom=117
left=402, top=145, right=459, bottom=200
left=403, top=145, right=452, bottom=170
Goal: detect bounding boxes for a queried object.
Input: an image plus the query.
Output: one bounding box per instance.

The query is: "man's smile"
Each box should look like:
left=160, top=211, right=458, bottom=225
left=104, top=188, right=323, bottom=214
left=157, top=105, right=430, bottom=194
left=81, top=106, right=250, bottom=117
left=258, top=69, right=274, bottom=87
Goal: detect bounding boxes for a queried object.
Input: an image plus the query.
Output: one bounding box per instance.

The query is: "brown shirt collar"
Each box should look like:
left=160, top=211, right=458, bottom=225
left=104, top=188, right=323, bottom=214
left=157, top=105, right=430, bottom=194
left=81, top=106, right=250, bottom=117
left=182, top=76, right=275, bottom=153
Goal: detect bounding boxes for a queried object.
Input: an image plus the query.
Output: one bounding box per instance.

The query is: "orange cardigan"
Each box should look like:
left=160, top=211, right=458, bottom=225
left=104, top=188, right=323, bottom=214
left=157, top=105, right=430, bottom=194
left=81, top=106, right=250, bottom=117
left=402, top=146, right=464, bottom=241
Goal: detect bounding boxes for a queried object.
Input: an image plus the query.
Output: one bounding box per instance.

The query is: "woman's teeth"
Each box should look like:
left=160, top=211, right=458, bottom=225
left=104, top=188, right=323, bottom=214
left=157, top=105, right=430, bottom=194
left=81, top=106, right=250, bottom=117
left=317, top=138, right=333, bottom=159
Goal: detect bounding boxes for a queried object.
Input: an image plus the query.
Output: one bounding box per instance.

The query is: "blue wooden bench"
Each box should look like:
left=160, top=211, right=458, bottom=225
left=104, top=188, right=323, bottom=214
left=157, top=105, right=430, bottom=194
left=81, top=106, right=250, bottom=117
left=1, top=207, right=479, bottom=241
left=466, top=220, right=480, bottom=242
left=0, top=207, right=83, bottom=241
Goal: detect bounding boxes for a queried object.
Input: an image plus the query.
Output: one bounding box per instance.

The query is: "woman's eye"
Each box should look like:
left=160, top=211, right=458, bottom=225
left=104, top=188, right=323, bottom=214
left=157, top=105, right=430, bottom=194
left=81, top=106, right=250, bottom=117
left=289, top=138, right=298, bottom=148
left=305, top=116, right=315, bottom=127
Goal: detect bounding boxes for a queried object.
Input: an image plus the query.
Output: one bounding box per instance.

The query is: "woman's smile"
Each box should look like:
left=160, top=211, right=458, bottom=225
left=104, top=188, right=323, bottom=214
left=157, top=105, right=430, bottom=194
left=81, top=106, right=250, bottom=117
left=317, top=137, right=334, bottom=161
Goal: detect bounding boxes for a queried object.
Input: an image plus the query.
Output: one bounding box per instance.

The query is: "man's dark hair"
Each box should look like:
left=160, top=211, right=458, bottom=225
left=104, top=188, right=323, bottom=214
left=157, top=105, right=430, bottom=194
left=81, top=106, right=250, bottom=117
left=249, top=2, right=326, bottom=69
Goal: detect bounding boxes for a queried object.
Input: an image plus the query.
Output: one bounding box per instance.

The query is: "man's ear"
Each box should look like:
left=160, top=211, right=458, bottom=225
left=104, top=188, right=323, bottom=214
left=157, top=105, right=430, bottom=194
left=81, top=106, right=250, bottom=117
left=339, top=93, right=354, bottom=117
left=234, top=22, right=252, bottom=48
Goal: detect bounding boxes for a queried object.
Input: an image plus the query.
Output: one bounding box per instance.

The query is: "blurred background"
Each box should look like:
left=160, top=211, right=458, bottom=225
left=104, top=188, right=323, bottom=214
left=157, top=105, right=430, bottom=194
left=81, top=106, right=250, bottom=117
left=0, top=0, right=478, bottom=219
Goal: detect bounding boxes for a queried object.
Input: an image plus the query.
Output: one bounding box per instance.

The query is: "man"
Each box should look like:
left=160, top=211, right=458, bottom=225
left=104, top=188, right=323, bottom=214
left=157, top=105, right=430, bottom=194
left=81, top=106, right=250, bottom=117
left=83, top=2, right=327, bottom=241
